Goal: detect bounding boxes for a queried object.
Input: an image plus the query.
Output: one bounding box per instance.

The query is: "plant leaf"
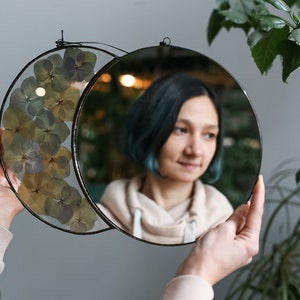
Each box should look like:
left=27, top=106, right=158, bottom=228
left=219, top=9, right=248, bottom=24
left=265, top=0, right=291, bottom=12
left=278, top=40, right=300, bottom=81
left=251, top=25, right=289, bottom=74
left=229, top=0, right=257, bottom=14
left=207, top=9, right=226, bottom=45
left=247, top=30, right=266, bottom=47
left=296, top=168, right=300, bottom=184
left=259, top=14, right=289, bottom=29
left=291, top=27, right=300, bottom=45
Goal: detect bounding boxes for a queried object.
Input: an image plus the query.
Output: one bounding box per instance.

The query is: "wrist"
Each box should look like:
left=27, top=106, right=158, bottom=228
left=0, top=210, right=19, bottom=230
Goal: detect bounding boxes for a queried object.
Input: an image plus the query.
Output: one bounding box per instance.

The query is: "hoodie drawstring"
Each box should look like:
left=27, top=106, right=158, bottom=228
left=133, top=208, right=142, bottom=238
left=183, top=221, right=196, bottom=243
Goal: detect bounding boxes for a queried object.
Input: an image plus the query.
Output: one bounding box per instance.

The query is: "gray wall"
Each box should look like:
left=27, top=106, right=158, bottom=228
left=1, top=0, right=300, bottom=299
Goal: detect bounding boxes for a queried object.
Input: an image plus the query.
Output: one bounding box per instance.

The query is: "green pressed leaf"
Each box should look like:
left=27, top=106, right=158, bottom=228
left=259, top=14, right=288, bottom=28
left=265, top=0, right=292, bottom=12
left=278, top=40, right=300, bottom=81
left=219, top=9, right=248, bottom=24
left=251, top=25, right=289, bottom=74
left=291, top=27, right=300, bottom=45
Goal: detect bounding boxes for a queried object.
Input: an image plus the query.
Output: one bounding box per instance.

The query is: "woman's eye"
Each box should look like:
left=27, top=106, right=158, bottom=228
left=173, top=127, right=187, bottom=134
left=204, top=132, right=217, bottom=140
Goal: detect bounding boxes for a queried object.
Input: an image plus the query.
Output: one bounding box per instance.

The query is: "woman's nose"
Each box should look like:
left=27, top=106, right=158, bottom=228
left=185, top=138, right=203, bottom=156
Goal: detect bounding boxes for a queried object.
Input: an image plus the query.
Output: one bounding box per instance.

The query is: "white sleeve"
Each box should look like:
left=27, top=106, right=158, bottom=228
left=0, top=225, right=13, bottom=274
left=162, top=275, right=214, bottom=300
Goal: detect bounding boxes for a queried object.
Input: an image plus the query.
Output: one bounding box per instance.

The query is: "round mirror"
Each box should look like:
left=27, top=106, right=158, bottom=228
left=0, top=45, right=117, bottom=234
left=74, top=45, right=262, bottom=245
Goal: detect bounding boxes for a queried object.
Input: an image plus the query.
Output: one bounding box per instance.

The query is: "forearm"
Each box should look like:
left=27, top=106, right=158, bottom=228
left=162, top=275, right=214, bottom=300
left=0, top=225, right=13, bottom=274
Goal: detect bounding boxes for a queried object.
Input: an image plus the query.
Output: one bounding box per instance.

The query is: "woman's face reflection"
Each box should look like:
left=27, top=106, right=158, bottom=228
left=158, top=95, right=219, bottom=183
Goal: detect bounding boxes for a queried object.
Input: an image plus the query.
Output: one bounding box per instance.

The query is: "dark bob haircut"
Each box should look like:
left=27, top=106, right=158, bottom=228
left=122, top=72, right=223, bottom=183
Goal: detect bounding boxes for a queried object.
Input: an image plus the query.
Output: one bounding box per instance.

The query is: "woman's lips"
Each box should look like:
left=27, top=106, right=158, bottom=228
left=178, top=161, right=201, bottom=169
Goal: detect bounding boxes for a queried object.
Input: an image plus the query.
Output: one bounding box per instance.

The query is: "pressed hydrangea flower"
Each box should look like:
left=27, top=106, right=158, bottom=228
left=44, top=180, right=82, bottom=224
left=10, top=77, right=44, bottom=117
left=33, top=110, right=70, bottom=155
left=68, top=199, right=97, bottom=233
left=2, top=106, right=34, bottom=146
left=3, top=135, right=43, bottom=180
left=63, top=48, right=97, bottom=82
left=18, top=172, right=54, bottom=215
left=41, top=146, right=72, bottom=178
left=44, top=86, right=80, bottom=121
left=34, top=54, right=70, bottom=92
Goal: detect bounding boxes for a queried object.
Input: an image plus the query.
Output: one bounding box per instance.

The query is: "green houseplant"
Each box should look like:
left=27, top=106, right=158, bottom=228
left=225, top=160, right=300, bottom=299
left=208, top=0, right=300, bottom=82
left=207, top=0, right=300, bottom=298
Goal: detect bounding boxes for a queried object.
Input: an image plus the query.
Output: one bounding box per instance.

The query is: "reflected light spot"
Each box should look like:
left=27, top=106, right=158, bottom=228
left=223, top=137, right=235, bottom=147
left=100, top=73, right=112, bottom=83
left=119, top=74, right=136, bottom=87
left=35, top=87, right=46, bottom=97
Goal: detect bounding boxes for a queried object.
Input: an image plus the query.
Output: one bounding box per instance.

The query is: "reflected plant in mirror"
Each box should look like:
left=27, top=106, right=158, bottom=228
left=75, top=45, right=262, bottom=245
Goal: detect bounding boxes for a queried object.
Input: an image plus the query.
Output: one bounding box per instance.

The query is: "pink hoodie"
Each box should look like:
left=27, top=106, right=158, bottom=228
left=99, top=175, right=233, bottom=245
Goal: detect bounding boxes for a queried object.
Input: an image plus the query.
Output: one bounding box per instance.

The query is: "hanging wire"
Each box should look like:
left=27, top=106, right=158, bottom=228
left=159, top=37, right=172, bottom=46
left=55, top=30, right=129, bottom=56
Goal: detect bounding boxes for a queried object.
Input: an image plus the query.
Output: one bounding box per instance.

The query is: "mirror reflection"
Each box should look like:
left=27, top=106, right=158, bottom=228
left=74, top=45, right=262, bottom=245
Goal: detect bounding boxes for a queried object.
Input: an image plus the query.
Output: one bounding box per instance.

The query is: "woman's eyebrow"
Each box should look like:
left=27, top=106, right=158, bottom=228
left=176, top=118, right=219, bottom=129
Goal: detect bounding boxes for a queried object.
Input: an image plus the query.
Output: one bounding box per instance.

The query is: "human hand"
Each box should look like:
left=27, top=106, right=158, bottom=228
left=0, top=166, right=23, bottom=230
left=175, top=175, right=265, bottom=285
left=0, top=129, right=23, bottom=229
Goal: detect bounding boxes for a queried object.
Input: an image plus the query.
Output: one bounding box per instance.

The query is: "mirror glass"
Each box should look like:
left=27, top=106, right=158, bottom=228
left=0, top=45, right=117, bottom=234
left=74, top=45, right=262, bottom=245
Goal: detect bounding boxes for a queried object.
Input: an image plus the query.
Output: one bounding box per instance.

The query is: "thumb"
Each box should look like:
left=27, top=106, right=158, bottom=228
left=226, top=202, right=250, bottom=234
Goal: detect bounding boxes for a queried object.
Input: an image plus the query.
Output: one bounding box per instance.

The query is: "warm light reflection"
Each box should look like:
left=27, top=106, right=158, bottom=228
left=100, top=73, right=112, bottom=83
left=119, top=74, right=136, bottom=87
left=35, top=87, right=46, bottom=97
